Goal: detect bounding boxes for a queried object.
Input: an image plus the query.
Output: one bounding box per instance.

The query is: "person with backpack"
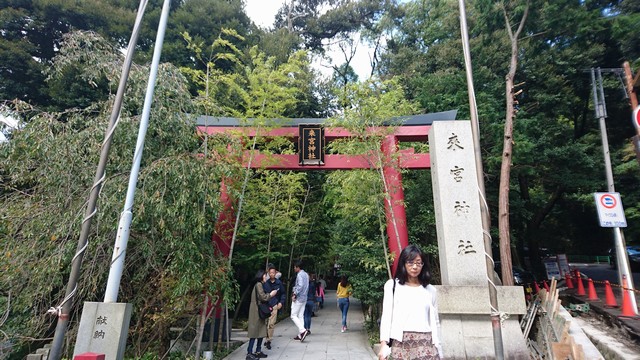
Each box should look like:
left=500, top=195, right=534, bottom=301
left=263, top=264, right=286, bottom=350
left=247, top=269, right=278, bottom=359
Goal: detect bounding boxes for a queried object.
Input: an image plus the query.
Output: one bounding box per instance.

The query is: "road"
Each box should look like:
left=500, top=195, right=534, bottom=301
left=570, top=263, right=640, bottom=287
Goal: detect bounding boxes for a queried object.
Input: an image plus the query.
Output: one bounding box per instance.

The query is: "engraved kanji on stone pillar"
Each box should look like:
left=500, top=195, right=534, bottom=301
left=429, top=121, right=486, bottom=286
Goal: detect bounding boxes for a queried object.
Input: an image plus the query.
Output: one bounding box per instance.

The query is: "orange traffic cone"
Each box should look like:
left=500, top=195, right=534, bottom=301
left=534, top=281, right=541, bottom=294
left=587, top=279, right=599, bottom=301
left=619, top=275, right=638, bottom=318
left=543, top=280, right=550, bottom=292
left=604, top=280, right=617, bottom=308
left=576, top=273, right=586, bottom=296
left=565, top=273, right=574, bottom=289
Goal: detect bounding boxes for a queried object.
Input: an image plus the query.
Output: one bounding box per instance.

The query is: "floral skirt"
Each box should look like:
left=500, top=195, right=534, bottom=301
left=390, top=331, right=438, bottom=360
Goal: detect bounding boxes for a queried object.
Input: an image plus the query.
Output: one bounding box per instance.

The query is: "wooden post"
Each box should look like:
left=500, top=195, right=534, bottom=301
left=622, top=62, right=640, bottom=166
left=623, top=62, right=638, bottom=109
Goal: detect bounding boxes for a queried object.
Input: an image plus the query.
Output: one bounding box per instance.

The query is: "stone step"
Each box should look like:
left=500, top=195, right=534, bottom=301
left=35, top=348, right=50, bottom=355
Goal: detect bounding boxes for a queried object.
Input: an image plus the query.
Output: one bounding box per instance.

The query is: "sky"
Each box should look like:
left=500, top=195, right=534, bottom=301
left=1, top=1, right=375, bottom=142
left=0, top=116, right=18, bottom=142
left=243, top=0, right=374, bottom=80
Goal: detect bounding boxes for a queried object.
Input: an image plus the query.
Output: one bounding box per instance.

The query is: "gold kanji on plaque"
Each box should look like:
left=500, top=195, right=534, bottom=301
left=299, top=124, right=325, bottom=165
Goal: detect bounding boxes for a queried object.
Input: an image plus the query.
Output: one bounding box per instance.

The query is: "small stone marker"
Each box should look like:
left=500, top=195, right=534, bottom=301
left=73, top=302, right=132, bottom=360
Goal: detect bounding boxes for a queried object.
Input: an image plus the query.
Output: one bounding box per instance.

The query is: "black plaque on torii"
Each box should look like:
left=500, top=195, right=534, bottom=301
left=298, top=124, right=324, bottom=165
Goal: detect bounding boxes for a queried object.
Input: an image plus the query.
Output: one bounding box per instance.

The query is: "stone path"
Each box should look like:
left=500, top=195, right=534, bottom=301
left=223, top=290, right=377, bottom=360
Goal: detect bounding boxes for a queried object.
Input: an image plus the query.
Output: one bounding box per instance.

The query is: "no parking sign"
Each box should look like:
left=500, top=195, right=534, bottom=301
left=594, top=192, right=627, bottom=227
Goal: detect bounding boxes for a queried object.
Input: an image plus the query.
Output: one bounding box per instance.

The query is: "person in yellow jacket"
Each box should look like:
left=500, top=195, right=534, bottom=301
left=336, top=275, right=353, bottom=332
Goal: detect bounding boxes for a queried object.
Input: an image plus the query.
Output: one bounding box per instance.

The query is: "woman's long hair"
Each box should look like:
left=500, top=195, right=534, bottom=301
left=339, top=275, right=348, bottom=288
left=253, top=269, right=266, bottom=285
left=395, top=244, right=431, bottom=287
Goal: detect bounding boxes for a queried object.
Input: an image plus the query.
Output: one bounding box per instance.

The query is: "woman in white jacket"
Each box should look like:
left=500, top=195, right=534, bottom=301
left=378, top=244, right=442, bottom=360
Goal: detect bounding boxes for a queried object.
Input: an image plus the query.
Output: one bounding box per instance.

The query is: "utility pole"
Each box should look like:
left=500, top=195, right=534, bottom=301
left=104, top=0, right=171, bottom=303
left=458, top=1, right=504, bottom=358
left=48, top=2, right=149, bottom=358
left=590, top=67, right=638, bottom=314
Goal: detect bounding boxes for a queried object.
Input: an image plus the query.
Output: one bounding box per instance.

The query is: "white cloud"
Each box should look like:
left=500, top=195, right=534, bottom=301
left=244, top=0, right=285, bottom=29
left=312, top=33, right=374, bottom=80
left=0, top=116, right=18, bottom=129
left=0, top=115, right=19, bottom=143
left=244, top=0, right=373, bottom=80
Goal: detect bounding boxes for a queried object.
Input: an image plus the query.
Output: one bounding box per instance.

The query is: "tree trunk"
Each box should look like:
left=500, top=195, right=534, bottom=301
left=216, top=305, right=226, bottom=351
left=194, top=295, right=209, bottom=359
left=499, top=2, right=529, bottom=286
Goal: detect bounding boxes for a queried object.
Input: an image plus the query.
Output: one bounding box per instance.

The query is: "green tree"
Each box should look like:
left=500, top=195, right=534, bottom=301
left=274, top=0, right=391, bottom=51
left=0, top=0, right=138, bottom=106
left=379, top=0, right=638, bottom=276
left=160, top=0, right=252, bottom=72
left=236, top=170, right=310, bottom=273
left=333, top=62, right=360, bottom=88
left=322, top=79, right=421, bottom=320
left=0, top=0, right=254, bottom=110
left=180, top=32, right=336, bottom=322
left=0, top=31, right=239, bottom=357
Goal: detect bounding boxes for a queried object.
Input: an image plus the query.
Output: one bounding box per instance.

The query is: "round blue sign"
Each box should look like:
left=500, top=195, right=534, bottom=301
left=600, top=194, right=617, bottom=209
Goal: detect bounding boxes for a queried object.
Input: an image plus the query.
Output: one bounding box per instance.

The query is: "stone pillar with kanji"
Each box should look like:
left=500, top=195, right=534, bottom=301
left=429, top=121, right=528, bottom=359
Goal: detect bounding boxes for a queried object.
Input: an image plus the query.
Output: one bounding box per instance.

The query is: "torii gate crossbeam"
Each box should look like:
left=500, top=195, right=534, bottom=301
left=199, top=111, right=457, bottom=275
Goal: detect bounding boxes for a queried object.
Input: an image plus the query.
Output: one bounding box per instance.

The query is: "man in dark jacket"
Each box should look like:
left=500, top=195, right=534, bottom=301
left=263, top=265, right=286, bottom=350
left=303, top=276, right=316, bottom=332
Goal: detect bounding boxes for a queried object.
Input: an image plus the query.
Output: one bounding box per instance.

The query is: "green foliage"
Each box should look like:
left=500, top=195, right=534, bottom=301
left=160, top=0, right=252, bottom=72
left=0, top=0, right=254, bottom=109
left=273, top=0, right=390, bottom=51
left=3, top=0, right=639, bottom=356
left=180, top=28, right=337, bottom=317
left=183, top=29, right=315, bottom=119
left=236, top=170, right=309, bottom=273
left=380, top=0, right=639, bottom=270
left=0, top=0, right=137, bottom=106
left=332, top=78, right=418, bottom=130
left=322, top=79, right=434, bottom=320
left=0, top=31, right=239, bottom=357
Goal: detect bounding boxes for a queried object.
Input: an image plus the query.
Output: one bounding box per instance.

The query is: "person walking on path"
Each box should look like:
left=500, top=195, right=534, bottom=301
left=291, top=260, right=310, bottom=342
left=378, top=244, right=443, bottom=360
left=263, top=265, right=286, bottom=350
left=336, top=275, right=353, bottom=332
left=247, top=269, right=278, bottom=360
left=304, top=276, right=317, bottom=333
left=318, top=275, right=327, bottom=309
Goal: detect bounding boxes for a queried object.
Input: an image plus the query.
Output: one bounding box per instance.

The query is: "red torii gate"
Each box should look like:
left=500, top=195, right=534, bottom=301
left=197, top=111, right=456, bottom=274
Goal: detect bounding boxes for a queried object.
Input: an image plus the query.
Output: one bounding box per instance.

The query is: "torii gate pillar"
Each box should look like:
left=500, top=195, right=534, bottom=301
left=213, top=137, right=411, bottom=276
left=202, top=120, right=440, bottom=277
left=381, top=135, right=409, bottom=275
